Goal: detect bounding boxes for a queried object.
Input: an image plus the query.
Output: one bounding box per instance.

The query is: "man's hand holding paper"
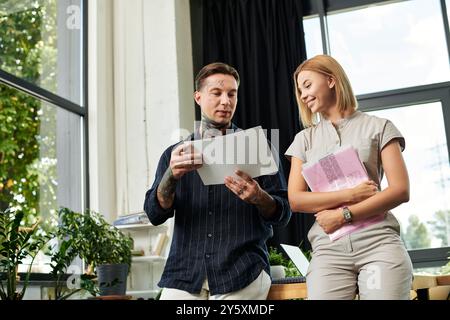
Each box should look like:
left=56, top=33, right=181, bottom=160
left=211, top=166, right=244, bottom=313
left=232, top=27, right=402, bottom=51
left=170, top=142, right=203, bottom=179
left=192, top=126, right=278, bottom=185
left=224, top=169, right=264, bottom=204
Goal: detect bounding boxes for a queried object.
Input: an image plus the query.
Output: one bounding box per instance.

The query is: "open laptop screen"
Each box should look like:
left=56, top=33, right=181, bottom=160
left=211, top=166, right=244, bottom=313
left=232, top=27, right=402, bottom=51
left=280, top=244, right=310, bottom=277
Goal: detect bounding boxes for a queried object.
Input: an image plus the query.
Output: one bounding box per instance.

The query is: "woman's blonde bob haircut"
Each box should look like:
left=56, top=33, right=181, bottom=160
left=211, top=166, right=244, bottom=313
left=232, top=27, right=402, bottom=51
left=293, top=55, right=357, bottom=127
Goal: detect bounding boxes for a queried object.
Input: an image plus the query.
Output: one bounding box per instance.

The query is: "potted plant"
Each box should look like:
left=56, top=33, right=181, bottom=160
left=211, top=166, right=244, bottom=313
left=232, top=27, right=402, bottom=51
left=49, top=209, right=97, bottom=299
left=268, top=246, right=287, bottom=280
left=55, top=207, right=133, bottom=297
left=268, top=245, right=311, bottom=279
left=0, top=209, right=50, bottom=300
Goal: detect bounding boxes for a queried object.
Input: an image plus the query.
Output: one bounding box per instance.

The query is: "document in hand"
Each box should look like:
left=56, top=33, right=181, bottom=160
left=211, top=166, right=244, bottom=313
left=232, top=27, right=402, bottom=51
left=193, top=126, right=279, bottom=185
left=301, top=145, right=384, bottom=241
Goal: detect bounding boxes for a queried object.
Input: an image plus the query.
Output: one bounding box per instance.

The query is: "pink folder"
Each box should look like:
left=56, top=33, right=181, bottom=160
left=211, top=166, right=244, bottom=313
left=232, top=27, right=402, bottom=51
left=302, top=146, right=384, bottom=241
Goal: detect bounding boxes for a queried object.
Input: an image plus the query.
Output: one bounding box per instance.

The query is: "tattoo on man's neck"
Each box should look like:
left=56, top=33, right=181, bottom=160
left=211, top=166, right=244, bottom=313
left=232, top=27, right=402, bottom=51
left=158, top=167, right=178, bottom=198
left=200, top=113, right=229, bottom=137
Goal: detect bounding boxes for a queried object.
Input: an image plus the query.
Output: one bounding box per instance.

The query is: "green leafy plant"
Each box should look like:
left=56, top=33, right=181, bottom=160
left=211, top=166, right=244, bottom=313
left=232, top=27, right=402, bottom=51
left=56, top=207, right=132, bottom=270
left=268, top=246, right=287, bottom=266
left=48, top=224, right=97, bottom=299
left=284, top=260, right=301, bottom=278
left=49, top=233, right=79, bottom=299
left=49, top=207, right=133, bottom=297
left=0, top=209, right=50, bottom=300
left=268, top=244, right=312, bottom=277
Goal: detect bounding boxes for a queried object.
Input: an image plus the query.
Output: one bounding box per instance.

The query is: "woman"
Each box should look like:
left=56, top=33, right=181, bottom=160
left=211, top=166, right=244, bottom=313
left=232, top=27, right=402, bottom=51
left=285, top=55, right=413, bottom=299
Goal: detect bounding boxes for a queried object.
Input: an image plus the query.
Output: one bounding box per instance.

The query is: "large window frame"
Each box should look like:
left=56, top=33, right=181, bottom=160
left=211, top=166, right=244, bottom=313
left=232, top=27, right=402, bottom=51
left=0, top=1, right=89, bottom=211
left=304, top=0, right=450, bottom=268
left=0, top=1, right=89, bottom=281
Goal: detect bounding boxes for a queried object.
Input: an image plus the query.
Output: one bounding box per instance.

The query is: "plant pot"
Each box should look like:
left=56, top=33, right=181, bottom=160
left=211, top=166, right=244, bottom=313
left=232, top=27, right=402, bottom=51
left=96, top=263, right=129, bottom=296
left=270, top=265, right=286, bottom=280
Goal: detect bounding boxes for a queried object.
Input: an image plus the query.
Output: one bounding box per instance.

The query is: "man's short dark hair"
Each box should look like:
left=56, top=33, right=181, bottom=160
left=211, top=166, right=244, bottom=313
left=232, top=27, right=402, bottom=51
left=195, top=62, right=240, bottom=91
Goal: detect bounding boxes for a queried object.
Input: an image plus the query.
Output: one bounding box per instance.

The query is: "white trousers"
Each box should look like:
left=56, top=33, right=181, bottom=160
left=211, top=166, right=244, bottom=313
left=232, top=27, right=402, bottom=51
left=307, top=214, right=413, bottom=300
left=160, top=270, right=271, bottom=300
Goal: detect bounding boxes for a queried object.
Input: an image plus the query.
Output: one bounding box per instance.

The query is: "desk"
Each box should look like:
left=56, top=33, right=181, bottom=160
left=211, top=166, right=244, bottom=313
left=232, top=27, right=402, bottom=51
left=89, top=295, right=133, bottom=300
left=267, top=283, right=307, bottom=300
left=267, top=274, right=450, bottom=300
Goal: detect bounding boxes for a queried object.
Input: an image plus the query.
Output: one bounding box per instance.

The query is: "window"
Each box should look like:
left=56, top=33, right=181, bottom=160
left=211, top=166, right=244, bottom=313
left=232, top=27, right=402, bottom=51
left=327, top=0, right=450, bottom=95
left=0, top=0, right=83, bottom=104
left=303, top=15, right=322, bottom=58
left=368, top=103, right=450, bottom=250
left=0, top=0, right=87, bottom=273
left=303, top=0, right=450, bottom=268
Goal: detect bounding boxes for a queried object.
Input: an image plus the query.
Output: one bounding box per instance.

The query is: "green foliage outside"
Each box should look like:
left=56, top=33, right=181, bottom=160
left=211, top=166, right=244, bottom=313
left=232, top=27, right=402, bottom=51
left=0, top=0, right=58, bottom=227
left=402, top=214, right=431, bottom=250
left=400, top=210, right=450, bottom=250
left=428, top=210, right=450, bottom=247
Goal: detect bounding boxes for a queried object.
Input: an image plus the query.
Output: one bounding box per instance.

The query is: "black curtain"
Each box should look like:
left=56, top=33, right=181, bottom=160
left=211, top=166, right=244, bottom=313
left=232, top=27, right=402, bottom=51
left=194, top=0, right=315, bottom=251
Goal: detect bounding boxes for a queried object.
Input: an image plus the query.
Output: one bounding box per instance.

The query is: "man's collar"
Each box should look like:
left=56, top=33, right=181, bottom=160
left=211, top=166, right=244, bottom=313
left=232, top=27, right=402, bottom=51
left=190, top=122, right=240, bottom=141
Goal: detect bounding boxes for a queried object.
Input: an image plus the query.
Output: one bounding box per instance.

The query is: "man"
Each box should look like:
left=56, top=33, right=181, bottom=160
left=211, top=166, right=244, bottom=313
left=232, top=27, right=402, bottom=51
left=143, top=62, right=291, bottom=300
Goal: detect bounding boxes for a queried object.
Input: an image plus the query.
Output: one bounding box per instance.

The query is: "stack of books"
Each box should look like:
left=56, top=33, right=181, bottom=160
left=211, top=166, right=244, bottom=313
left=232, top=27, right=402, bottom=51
left=113, top=212, right=150, bottom=226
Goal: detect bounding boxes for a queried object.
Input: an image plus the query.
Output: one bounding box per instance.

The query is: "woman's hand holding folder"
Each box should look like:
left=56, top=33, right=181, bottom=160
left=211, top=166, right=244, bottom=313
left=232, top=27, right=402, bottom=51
left=346, top=180, right=378, bottom=204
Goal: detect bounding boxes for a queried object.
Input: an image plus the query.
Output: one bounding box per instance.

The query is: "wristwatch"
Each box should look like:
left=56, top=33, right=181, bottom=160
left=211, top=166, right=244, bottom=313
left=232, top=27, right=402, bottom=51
left=342, top=206, right=353, bottom=224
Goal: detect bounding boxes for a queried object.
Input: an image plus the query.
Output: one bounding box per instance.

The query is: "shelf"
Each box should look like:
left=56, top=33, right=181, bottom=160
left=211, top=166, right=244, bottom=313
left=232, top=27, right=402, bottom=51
left=116, top=223, right=167, bottom=233
left=132, top=255, right=166, bottom=263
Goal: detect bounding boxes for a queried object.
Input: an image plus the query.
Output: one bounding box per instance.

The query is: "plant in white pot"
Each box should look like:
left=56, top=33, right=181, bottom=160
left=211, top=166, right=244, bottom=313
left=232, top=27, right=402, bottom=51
left=268, top=247, right=286, bottom=280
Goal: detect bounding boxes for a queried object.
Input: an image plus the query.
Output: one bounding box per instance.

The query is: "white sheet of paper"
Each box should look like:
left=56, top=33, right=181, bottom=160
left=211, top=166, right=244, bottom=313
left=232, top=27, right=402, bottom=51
left=192, top=126, right=278, bottom=185
left=281, top=244, right=310, bottom=277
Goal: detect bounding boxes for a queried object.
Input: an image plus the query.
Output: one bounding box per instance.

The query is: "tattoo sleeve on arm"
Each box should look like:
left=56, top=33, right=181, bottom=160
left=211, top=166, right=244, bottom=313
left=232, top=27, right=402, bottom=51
left=157, top=167, right=178, bottom=209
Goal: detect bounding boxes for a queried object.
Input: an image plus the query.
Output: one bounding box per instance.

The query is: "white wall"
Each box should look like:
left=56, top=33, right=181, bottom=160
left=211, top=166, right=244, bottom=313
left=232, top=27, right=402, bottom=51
left=88, top=0, right=194, bottom=221
left=88, top=0, right=116, bottom=221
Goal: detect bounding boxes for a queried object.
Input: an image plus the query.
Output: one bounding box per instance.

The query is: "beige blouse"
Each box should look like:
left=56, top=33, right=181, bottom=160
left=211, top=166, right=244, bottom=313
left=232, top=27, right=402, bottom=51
left=285, top=111, right=405, bottom=185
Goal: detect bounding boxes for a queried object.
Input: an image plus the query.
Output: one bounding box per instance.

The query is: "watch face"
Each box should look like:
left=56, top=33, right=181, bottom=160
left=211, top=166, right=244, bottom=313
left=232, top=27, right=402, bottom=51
left=343, top=208, right=352, bottom=222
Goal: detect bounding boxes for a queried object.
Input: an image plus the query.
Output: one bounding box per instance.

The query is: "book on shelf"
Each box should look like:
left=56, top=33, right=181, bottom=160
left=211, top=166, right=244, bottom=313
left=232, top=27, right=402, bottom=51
left=302, top=145, right=384, bottom=241
left=113, top=212, right=150, bottom=226
left=131, top=249, right=145, bottom=256
left=151, top=233, right=168, bottom=256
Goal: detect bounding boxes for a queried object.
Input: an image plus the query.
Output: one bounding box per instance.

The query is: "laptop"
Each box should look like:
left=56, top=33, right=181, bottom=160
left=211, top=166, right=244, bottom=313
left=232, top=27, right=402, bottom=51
left=271, top=244, right=310, bottom=284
